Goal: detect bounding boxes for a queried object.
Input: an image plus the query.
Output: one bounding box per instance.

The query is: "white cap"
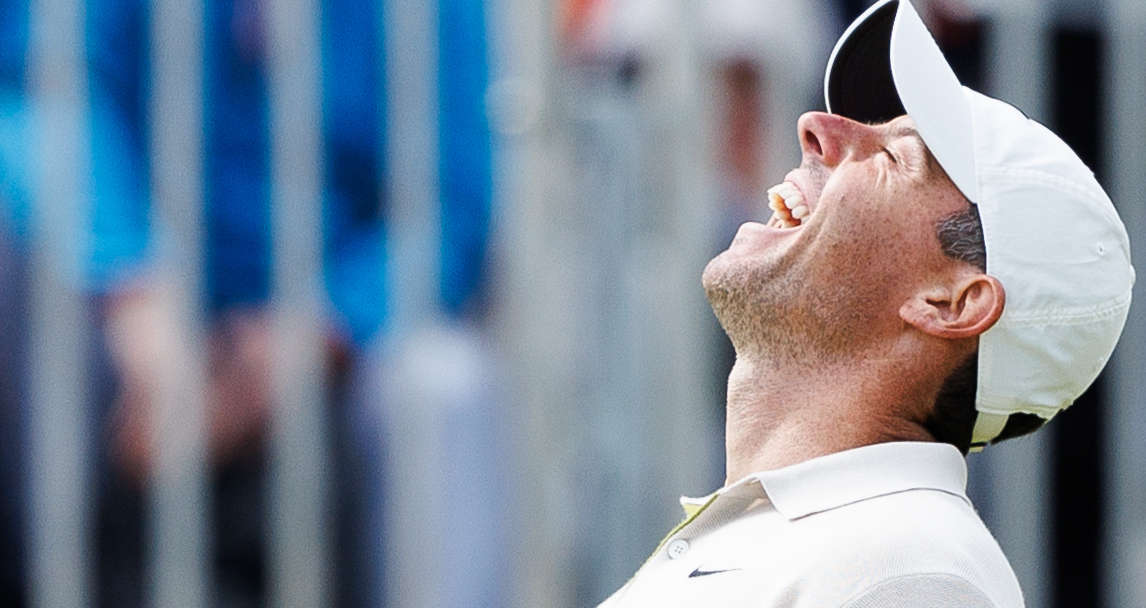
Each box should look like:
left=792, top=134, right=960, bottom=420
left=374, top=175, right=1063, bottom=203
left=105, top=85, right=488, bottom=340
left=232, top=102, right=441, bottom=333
left=824, top=0, right=1135, bottom=450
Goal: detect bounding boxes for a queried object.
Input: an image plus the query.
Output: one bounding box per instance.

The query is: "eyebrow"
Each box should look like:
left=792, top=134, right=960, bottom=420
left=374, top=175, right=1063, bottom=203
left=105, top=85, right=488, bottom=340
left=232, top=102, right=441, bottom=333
left=890, top=125, right=923, bottom=145
left=888, top=124, right=937, bottom=174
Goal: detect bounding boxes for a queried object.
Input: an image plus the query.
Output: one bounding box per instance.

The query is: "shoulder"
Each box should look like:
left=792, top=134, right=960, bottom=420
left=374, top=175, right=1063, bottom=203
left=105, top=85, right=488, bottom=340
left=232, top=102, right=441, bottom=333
left=840, top=572, right=1002, bottom=608
left=772, top=489, right=1024, bottom=607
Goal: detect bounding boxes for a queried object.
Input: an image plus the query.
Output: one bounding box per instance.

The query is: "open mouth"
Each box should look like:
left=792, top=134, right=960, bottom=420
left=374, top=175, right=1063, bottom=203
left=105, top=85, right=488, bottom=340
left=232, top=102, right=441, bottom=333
left=765, top=182, right=812, bottom=229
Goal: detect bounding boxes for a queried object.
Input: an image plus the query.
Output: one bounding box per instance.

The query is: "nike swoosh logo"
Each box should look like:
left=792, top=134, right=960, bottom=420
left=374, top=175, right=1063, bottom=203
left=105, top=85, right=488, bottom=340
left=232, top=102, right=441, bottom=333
left=688, top=567, right=742, bottom=578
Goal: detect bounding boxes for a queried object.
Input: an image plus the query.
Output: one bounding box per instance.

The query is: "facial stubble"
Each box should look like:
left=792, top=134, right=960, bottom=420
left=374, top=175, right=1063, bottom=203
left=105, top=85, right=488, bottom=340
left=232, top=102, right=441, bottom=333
left=703, top=247, right=879, bottom=365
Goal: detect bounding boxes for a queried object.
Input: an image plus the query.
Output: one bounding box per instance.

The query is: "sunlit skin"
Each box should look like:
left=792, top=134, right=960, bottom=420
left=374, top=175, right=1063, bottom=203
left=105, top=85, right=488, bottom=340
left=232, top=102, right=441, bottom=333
left=702, top=112, right=1005, bottom=484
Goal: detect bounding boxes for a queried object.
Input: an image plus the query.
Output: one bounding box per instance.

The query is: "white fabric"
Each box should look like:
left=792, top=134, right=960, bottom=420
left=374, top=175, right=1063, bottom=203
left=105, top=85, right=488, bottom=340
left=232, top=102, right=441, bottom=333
left=970, top=411, right=1009, bottom=451
left=888, top=0, right=978, bottom=201
left=966, top=88, right=1134, bottom=419
left=843, top=573, right=997, bottom=607
left=825, top=0, right=1135, bottom=445
left=598, top=442, right=1024, bottom=607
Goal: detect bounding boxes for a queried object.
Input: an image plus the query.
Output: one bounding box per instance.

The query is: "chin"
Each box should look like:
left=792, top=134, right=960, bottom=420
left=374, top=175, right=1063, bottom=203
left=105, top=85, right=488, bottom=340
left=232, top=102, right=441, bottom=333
left=702, top=239, right=776, bottom=294
left=702, top=247, right=810, bottom=359
left=702, top=252, right=752, bottom=325
left=701, top=249, right=740, bottom=295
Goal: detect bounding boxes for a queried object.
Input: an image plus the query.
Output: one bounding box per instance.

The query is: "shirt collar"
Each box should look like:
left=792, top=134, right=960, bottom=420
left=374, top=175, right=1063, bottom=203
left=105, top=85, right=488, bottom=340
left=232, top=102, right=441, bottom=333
left=757, top=441, right=970, bottom=519
left=682, top=441, right=970, bottom=521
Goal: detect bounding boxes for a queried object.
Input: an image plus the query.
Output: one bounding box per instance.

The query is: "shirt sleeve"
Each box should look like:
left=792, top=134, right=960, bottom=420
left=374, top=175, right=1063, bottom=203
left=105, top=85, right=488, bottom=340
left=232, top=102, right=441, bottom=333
left=841, top=573, right=999, bottom=608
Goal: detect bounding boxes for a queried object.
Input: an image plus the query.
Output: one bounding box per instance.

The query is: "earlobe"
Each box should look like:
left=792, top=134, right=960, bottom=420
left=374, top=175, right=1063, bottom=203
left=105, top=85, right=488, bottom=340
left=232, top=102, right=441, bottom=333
left=900, top=274, right=1005, bottom=340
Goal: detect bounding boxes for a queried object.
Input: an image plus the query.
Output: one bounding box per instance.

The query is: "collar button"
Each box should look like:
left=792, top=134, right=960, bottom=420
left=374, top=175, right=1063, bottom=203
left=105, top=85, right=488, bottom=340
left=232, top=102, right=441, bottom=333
left=666, top=539, right=690, bottom=560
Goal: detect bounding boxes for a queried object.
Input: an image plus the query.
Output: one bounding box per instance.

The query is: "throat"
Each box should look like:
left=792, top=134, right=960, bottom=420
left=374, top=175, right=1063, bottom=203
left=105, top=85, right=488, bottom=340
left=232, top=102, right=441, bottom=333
left=722, top=356, right=935, bottom=482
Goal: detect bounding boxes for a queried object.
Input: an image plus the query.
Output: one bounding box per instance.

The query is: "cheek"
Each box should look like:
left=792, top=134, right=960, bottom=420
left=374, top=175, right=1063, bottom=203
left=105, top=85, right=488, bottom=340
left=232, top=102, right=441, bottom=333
left=812, top=210, right=933, bottom=289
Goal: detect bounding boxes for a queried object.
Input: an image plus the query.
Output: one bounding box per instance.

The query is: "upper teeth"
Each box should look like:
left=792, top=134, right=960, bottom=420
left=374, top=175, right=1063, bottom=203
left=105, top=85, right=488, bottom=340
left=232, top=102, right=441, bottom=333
left=766, top=182, right=808, bottom=227
left=767, top=182, right=803, bottom=208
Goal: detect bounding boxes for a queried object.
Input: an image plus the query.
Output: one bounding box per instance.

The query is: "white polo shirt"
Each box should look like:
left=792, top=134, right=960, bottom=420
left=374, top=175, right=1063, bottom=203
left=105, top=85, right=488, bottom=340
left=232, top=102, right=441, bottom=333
left=599, top=442, right=1024, bottom=607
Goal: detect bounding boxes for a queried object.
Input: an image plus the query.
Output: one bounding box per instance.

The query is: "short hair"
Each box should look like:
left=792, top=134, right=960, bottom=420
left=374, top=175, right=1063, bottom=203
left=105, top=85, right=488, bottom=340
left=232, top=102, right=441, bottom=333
left=924, top=204, right=1045, bottom=453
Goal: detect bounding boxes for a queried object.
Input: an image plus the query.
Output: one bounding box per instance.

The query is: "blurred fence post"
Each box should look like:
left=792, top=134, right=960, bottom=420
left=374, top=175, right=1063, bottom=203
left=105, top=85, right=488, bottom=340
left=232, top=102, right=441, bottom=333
left=486, top=0, right=568, bottom=606
left=385, top=2, right=441, bottom=332
left=962, top=3, right=1052, bottom=607
left=380, top=1, right=444, bottom=606
left=1104, top=1, right=1146, bottom=606
left=25, top=0, right=92, bottom=607
left=148, top=1, right=210, bottom=606
left=265, top=1, right=330, bottom=607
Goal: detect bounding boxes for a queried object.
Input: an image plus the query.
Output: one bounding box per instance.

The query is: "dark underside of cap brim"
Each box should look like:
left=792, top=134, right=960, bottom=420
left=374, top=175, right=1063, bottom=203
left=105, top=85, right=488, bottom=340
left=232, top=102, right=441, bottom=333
left=827, top=0, right=906, bottom=124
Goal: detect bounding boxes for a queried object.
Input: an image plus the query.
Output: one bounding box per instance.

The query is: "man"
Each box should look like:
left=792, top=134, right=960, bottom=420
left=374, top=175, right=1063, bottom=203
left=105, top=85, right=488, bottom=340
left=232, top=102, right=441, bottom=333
left=599, top=1, right=1134, bottom=606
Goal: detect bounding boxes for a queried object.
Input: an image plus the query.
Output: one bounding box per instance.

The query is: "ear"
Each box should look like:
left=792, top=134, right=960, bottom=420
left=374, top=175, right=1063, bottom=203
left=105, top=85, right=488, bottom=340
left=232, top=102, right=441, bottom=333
left=899, top=274, right=1006, bottom=340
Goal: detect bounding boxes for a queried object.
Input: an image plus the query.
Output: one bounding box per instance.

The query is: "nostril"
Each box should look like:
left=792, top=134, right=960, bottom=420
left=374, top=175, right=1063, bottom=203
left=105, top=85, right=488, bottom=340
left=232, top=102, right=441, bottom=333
left=804, top=129, right=823, bottom=156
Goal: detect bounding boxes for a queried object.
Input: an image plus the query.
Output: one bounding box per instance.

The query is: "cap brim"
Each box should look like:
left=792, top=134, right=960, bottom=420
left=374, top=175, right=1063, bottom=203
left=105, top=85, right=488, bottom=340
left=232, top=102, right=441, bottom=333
left=824, top=0, right=904, bottom=123
left=824, top=0, right=978, bottom=202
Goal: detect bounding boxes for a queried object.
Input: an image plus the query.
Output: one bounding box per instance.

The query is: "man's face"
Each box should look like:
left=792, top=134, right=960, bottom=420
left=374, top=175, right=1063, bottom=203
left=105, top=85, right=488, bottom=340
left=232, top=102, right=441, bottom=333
left=702, top=112, right=971, bottom=361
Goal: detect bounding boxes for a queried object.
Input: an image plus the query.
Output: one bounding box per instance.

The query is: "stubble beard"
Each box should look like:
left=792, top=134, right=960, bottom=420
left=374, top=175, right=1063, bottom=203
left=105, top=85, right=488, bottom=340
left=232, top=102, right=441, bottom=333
left=703, top=252, right=868, bottom=365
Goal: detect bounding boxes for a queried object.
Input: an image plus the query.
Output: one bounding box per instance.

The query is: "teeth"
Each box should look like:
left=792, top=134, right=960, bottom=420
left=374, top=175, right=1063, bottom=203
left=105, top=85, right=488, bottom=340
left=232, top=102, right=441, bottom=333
left=768, top=193, right=786, bottom=212
left=768, top=183, right=796, bottom=202
left=764, top=181, right=810, bottom=228
left=766, top=183, right=805, bottom=209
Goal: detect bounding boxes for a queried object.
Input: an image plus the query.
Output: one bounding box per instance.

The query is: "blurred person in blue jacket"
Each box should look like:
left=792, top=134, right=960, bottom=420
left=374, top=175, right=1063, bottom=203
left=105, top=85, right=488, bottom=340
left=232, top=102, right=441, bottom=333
left=1, top=0, right=503, bottom=607
left=0, top=1, right=151, bottom=605
left=105, top=1, right=501, bottom=607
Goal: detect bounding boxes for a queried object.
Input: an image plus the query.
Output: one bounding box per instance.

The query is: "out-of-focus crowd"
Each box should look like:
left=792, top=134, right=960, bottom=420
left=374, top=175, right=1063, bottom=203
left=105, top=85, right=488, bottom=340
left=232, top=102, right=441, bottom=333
left=0, top=1, right=1011, bottom=607
left=1, top=0, right=503, bottom=606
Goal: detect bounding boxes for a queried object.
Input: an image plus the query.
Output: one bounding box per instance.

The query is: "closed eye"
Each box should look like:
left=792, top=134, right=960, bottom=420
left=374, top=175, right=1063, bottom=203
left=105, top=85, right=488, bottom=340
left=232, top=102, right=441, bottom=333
left=882, top=147, right=898, bottom=164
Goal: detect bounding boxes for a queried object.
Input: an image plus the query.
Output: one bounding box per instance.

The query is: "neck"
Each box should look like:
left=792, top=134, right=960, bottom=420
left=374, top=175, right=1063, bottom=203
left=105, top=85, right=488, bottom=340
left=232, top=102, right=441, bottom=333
left=722, top=350, right=936, bottom=485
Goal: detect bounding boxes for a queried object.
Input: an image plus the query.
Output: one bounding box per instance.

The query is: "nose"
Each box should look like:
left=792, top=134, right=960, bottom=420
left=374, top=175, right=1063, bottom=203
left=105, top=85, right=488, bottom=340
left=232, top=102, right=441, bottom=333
left=797, top=111, right=880, bottom=168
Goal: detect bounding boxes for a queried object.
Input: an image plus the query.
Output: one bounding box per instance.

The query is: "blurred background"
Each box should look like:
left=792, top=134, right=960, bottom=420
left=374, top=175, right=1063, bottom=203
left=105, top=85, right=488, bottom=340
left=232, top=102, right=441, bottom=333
left=2, top=0, right=1146, bottom=606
